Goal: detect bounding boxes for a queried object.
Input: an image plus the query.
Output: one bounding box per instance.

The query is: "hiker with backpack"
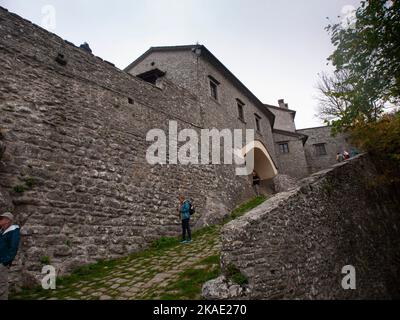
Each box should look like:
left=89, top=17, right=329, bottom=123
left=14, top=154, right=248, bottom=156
left=178, top=195, right=194, bottom=244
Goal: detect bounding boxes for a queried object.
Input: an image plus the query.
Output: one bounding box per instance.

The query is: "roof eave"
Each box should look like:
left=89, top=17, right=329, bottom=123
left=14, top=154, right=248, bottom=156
left=199, top=46, right=276, bottom=128
left=273, top=128, right=309, bottom=145
left=124, top=45, right=196, bottom=72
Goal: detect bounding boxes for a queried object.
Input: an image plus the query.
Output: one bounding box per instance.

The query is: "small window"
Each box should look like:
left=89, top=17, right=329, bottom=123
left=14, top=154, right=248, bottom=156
left=279, top=142, right=290, bottom=154
left=314, top=143, right=327, bottom=156
left=210, top=80, right=218, bottom=100
left=255, top=114, right=261, bottom=132
left=237, top=99, right=245, bottom=121
left=208, top=75, right=220, bottom=101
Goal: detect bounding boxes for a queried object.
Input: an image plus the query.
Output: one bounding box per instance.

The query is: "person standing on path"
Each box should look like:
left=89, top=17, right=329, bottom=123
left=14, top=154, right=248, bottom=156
left=252, top=171, right=261, bottom=196
left=178, top=195, right=192, bottom=244
left=0, top=212, right=21, bottom=300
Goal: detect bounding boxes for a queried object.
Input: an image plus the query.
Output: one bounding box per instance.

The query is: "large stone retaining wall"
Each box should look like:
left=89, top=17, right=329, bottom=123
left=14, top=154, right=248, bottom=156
left=219, top=154, right=400, bottom=299
left=0, top=7, right=254, bottom=288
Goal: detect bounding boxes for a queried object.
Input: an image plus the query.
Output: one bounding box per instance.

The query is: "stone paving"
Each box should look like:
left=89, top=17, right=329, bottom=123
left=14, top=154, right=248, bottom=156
left=13, top=227, right=221, bottom=300
left=12, top=197, right=268, bottom=300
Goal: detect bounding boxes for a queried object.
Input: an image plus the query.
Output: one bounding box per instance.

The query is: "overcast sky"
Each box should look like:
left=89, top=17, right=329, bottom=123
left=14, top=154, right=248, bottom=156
left=1, top=0, right=361, bottom=129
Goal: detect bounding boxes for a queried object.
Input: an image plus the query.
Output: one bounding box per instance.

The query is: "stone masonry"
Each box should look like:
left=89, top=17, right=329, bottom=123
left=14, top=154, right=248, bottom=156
left=213, top=154, right=400, bottom=299
left=0, top=5, right=361, bottom=290
left=298, top=126, right=353, bottom=173
left=0, top=7, right=255, bottom=288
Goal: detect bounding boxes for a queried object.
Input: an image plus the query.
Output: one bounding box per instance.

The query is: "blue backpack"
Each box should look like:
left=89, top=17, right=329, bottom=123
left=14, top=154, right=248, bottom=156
left=189, top=200, right=195, bottom=216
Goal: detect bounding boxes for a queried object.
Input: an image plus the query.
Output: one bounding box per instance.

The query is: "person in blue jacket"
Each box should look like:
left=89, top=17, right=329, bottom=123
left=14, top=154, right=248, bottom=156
left=178, top=195, right=192, bottom=244
left=0, top=212, right=21, bottom=300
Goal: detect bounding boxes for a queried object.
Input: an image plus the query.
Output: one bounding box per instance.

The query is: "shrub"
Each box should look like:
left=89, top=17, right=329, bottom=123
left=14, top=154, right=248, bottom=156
left=13, top=185, right=26, bottom=193
left=350, top=111, right=400, bottom=185
left=226, top=263, right=248, bottom=285
left=24, top=177, right=36, bottom=188
left=40, top=256, right=51, bottom=265
left=13, top=177, right=36, bottom=193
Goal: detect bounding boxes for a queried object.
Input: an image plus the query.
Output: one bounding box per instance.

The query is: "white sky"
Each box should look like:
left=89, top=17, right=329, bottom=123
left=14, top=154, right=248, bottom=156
left=1, top=0, right=361, bottom=129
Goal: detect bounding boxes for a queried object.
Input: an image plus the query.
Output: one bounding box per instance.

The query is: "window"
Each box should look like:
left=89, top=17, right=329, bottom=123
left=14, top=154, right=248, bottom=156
left=210, top=80, right=218, bottom=100
left=314, top=143, right=327, bottom=156
left=255, top=114, right=261, bottom=132
left=237, top=99, right=245, bottom=121
left=136, top=68, right=166, bottom=85
left=208, top=75, right=220, bottom=101
left=279, top=142, right=290, bottom=154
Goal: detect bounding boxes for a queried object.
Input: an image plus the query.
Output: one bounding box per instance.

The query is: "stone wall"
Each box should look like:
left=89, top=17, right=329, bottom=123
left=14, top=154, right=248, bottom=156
left=273, top=132, right=309, bottom=179
left=127, top=50, right=200, bottom=101
left=0, top=7, right=254, bottom=288
left=217, top=154, right=400, bottom=299
left=266, top=106, right=296, bottom=133
left=297, top=126, right=353, bottom=173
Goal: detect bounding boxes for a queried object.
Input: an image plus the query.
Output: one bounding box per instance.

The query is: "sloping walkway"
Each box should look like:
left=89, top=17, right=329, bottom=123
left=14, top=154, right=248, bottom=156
left=12, top=196, right=266, bottom=300
left=13, top=226, right=221, bottom=300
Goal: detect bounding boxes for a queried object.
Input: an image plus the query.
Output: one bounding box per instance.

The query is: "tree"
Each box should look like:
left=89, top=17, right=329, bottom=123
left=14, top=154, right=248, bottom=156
left=316, top=70, right=351, bottom=122
left=321, top=0, right=400, bottom=132
left=350, top=111, right=400, bottom=185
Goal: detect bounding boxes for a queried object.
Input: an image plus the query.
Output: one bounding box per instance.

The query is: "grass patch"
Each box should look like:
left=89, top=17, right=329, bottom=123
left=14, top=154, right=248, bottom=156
left=144, top=254, right=221, bottom=300
left=151, top=236, right=180, bottom=250
left=13, top=177, right=36, bottom=194
left=24, top=177, right=36, bottom=188
left=226, top=263, right=248, bottom=285
left=39, top=256, right=51, bottom=265
left=155, top=259, right=221, bottom=300
left=224, top=195, right=267, bottom=223
left=192, top=224, right=220, bottom=238
left=199, top=255, right=220, bottom=265
left=13, top=185, right=26, bottom=193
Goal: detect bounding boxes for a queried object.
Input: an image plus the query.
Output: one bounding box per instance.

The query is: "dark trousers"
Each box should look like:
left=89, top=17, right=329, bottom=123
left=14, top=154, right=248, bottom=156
left=181, top=219, right=191, bottom=241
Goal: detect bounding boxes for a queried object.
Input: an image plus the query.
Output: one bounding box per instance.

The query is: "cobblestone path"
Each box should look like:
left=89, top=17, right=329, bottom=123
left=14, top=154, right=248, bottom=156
left=12, top=226, right=222, bottom=300
left=12, top=196, right=266, bottom=300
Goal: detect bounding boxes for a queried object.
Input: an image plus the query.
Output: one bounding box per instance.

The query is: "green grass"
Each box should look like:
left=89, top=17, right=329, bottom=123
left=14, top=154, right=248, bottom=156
left=13, top=185, right=26, bottom=193
left=11, top=195, right=266, bottom=300
left=24, top=177, right=36, bottom=189
left=151, top=236, right=180, bottom=250
left=153, top=255, right=221, bottom=300
left=13, top=177, right=36, bottom=194
left=226, top=263, right=248, bottom=285
left=224, top=195, right=266, bottom=223
left=40, top=256, right=51, bottom=265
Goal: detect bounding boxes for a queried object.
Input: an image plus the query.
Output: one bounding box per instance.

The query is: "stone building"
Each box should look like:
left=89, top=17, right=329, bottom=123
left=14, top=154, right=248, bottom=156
left=125, top=45, right=279, bottom=182
left=297, top=126, right=353, bottom=173
left=0, top=7, right=353, bottom=288
left=125, top=45, right=353, bottom=179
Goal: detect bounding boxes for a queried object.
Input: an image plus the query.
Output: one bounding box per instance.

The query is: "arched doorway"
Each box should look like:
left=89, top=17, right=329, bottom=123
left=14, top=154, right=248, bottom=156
left=240, top=140, right=278, bottom=194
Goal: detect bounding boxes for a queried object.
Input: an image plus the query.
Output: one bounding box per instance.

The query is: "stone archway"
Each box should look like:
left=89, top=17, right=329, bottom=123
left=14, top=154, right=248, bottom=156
left=240, top=140, right=278, bottom=194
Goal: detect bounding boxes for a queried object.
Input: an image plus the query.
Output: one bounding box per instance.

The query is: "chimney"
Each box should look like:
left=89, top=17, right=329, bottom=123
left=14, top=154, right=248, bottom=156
left=278, top=99, right=288, bottom=109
